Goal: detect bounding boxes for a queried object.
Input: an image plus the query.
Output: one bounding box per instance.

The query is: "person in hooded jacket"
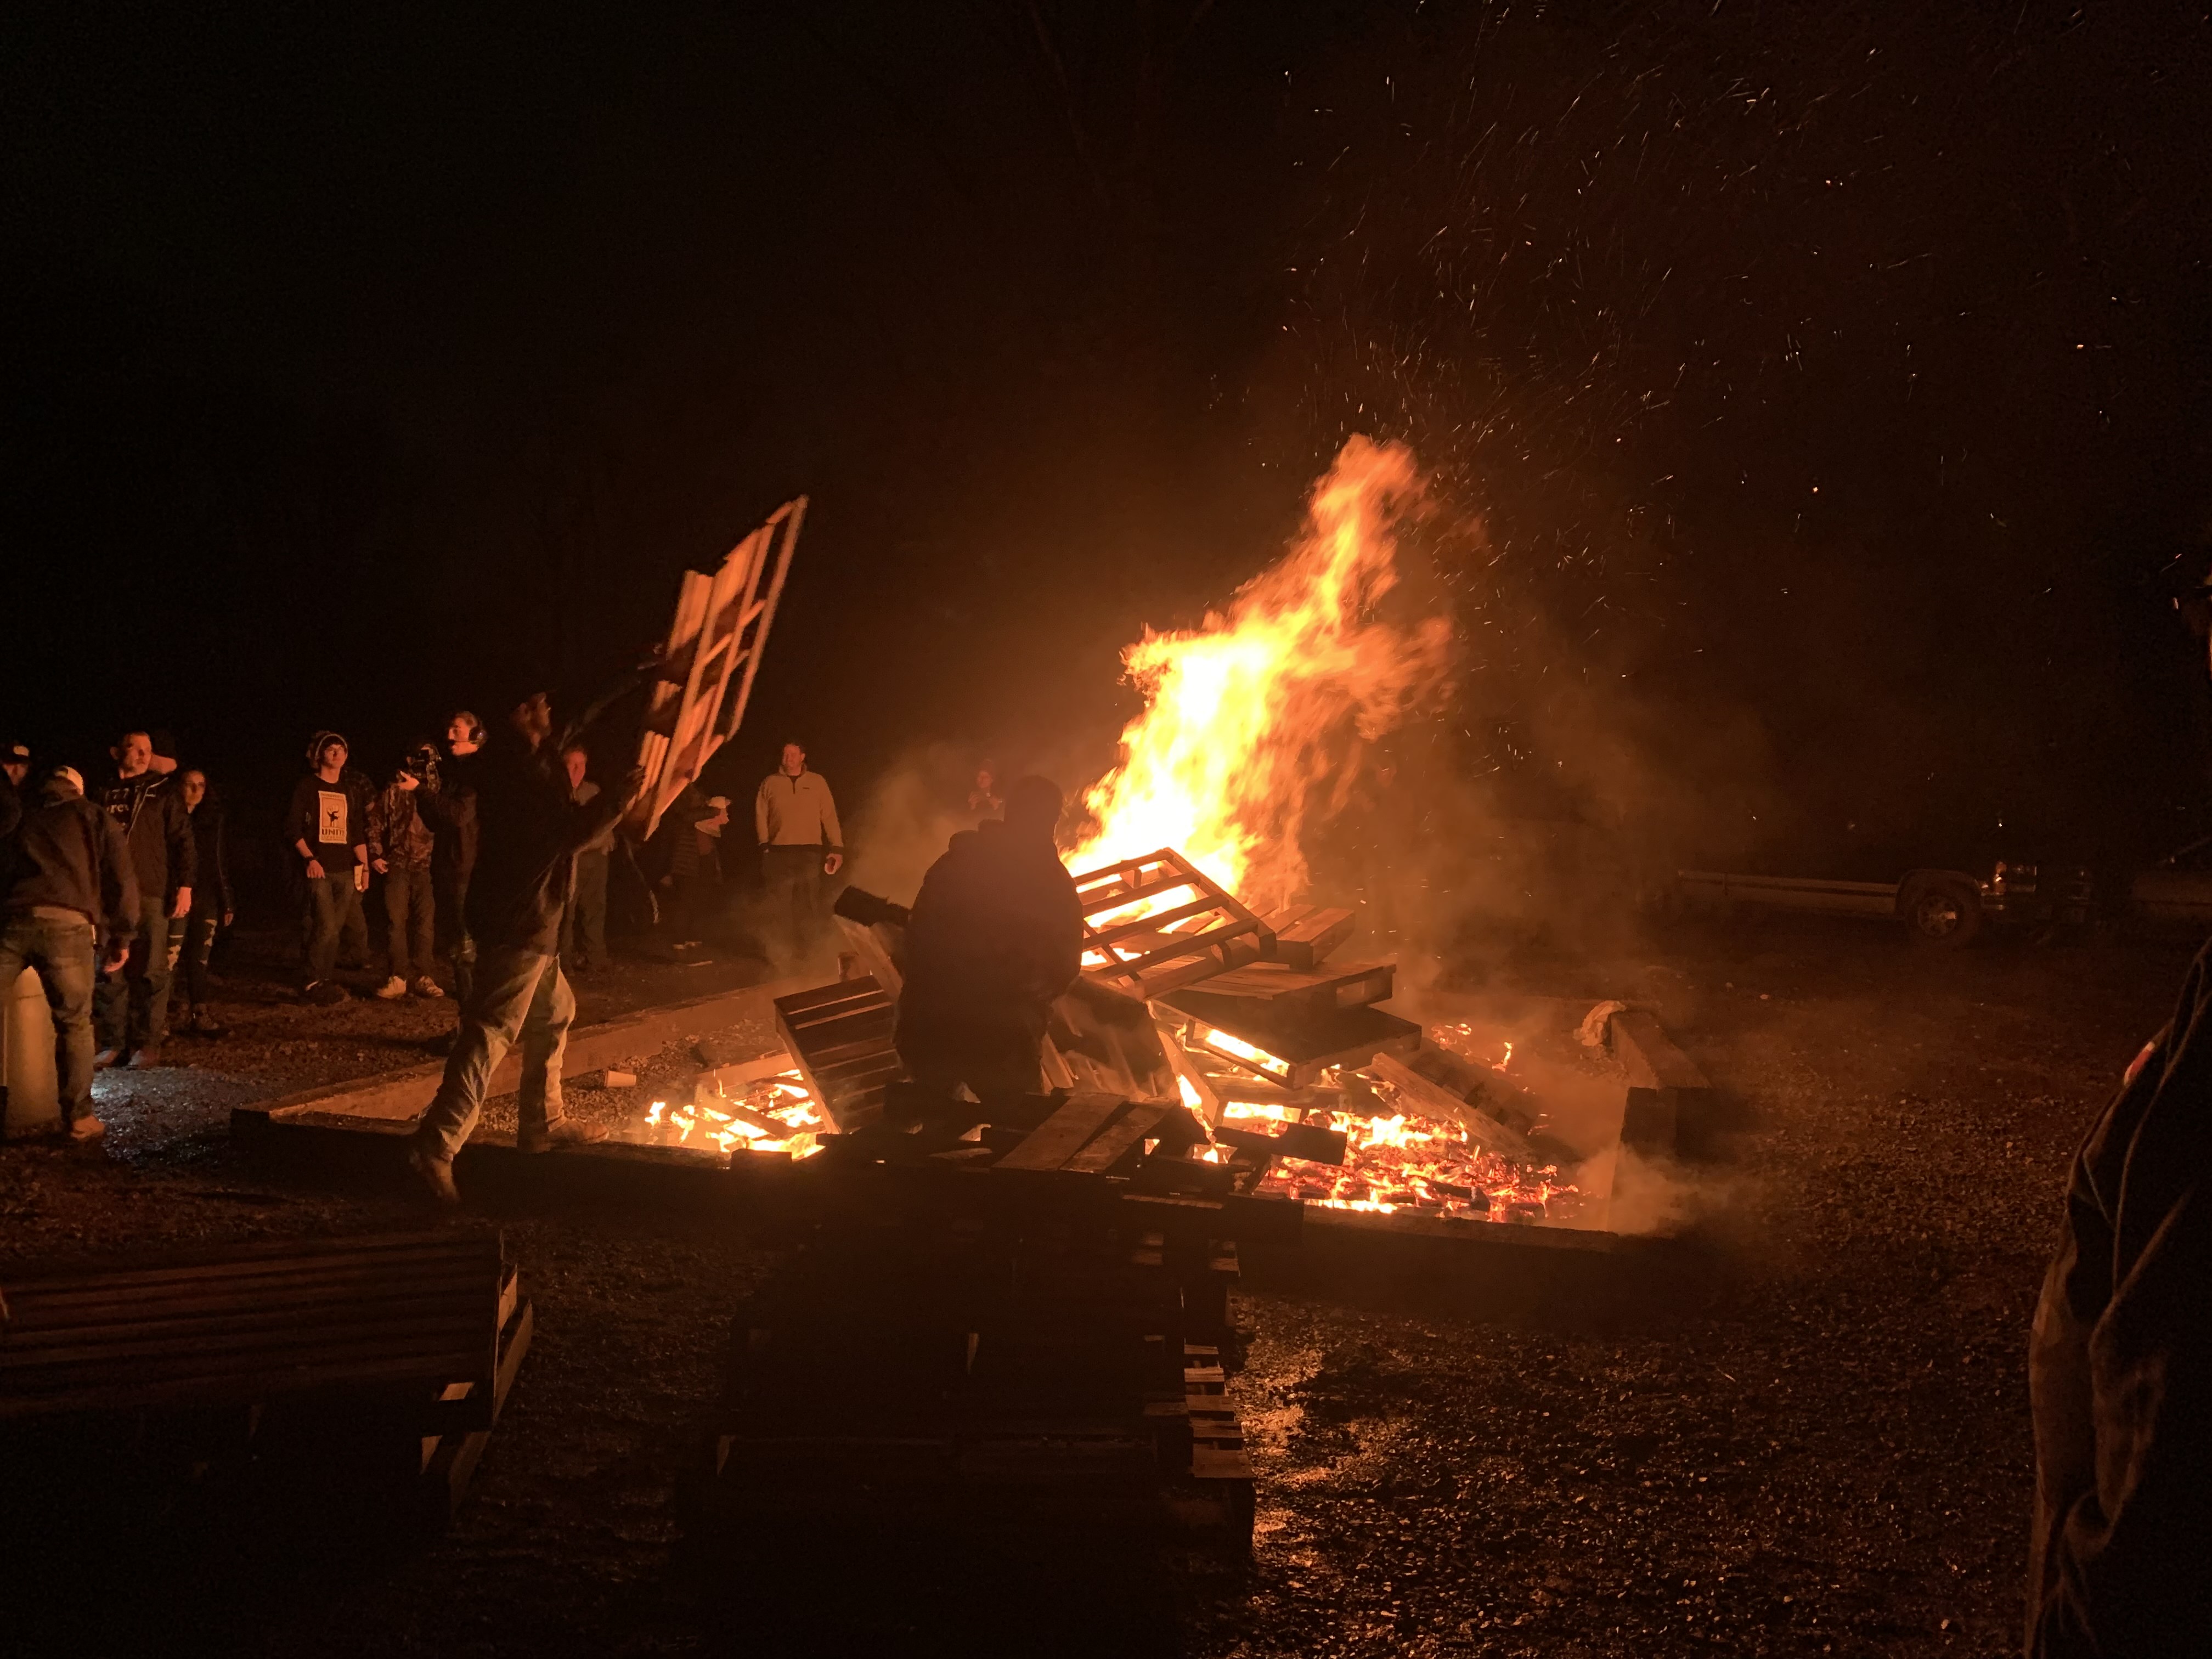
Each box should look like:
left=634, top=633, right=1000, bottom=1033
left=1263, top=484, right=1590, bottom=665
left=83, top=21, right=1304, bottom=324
left=893, top=775, right=1082, bottom=1098
left=172, top=768, right=235, bottom=1036
left=1, top=765, right=138, bottom=1138
left=94, top=729, right=195, bottom=1066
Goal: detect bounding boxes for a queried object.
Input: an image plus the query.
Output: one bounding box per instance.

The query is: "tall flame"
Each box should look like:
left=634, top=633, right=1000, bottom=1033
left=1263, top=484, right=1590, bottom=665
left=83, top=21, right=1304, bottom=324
left=1069, top=436, right=1454, bottom=910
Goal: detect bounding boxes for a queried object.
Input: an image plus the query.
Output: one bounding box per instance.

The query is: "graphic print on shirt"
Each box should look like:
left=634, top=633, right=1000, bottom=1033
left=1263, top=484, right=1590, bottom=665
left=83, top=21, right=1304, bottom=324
left=318, top=791, right=350, bottom=846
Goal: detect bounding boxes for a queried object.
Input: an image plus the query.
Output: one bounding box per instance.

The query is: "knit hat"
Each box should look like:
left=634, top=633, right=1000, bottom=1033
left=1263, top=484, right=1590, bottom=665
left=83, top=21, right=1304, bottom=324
left=306, top=729, right=350, bottom=766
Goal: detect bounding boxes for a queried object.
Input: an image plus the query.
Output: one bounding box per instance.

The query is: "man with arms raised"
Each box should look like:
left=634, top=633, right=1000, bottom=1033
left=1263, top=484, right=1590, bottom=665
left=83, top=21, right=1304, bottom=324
left=408, top=688, right=639, bottom=1204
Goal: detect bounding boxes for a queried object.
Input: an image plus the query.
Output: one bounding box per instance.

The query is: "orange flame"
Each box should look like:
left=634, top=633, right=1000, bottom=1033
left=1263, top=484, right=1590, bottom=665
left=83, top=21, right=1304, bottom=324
left=1068, top=436, right=1454, bottom=910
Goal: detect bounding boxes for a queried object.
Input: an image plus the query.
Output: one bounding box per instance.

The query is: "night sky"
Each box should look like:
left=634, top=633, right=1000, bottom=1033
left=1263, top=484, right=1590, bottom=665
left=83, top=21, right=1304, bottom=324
left=7, top=3, right=2210, bottom=887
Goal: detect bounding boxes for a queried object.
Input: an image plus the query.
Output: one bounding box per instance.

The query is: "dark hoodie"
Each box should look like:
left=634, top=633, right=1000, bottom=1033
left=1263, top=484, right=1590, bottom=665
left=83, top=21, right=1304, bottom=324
left=463, top=732, right=625, bottom=955
left=185, top=786, right=234, bottom=915
left=98, top=769, right=194, bottom=912
left=2028, top=933, right=2212, bottom=1654
left=5, top=774, right=139, bottom=940
left=894, top=819, right=1084, bottom=1056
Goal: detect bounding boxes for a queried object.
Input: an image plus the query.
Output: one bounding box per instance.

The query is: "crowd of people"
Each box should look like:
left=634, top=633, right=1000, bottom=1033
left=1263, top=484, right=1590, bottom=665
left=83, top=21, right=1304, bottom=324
left=0, top=705, right=848, bottom=1146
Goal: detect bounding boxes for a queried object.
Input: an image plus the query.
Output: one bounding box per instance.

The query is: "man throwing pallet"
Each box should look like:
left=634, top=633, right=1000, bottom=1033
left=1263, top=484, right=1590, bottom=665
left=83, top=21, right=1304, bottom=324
left=894, top=775, right=1083, bottom=1099
left=408, top=687, right=641, bottom=1205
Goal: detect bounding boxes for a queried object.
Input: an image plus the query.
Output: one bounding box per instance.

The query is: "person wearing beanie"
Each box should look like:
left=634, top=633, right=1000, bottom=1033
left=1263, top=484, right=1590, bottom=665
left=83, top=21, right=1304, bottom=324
left=286, top=730, right=372, bottom=1005
left=1, top=764, right=138, bottom=1139
left=93, top=728, right=195, bottom=1068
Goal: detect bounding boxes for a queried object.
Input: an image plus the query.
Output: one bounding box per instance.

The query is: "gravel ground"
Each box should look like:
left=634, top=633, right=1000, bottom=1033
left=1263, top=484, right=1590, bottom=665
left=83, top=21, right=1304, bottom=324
left=0, top=916, right=2191, bottom=1656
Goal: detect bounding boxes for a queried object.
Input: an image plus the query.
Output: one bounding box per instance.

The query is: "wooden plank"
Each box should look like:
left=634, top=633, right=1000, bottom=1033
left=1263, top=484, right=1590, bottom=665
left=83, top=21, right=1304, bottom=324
left=1062, top=1101, right=1171, bottom=1175
left=1263, top=906, right=1356, bottom=970
left=1611, top=1011, right=1710, bottom=1092
left=1187, top=1004, right=1423, bottom=1090
left=994, top=1094, right=1131, bottom=1171
left=1167, top=960, right=1395, bottom=1029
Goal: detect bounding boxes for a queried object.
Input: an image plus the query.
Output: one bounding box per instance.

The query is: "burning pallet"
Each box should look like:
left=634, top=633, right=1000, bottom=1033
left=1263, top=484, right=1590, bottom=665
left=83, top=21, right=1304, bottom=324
left=0, top=1229, right=532, bottom=1529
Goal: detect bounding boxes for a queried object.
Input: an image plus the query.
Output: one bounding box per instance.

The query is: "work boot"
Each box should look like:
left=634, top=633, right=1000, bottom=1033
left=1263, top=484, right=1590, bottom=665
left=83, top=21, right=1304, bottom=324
left=518, top=1116, right=611, bottom=1154
left=411, top=976, right=445, bottom=999
left=68, top=1114, right=107, bottom=1143
left=128, top=1046, right=164, bottom=1069
left=93, top=1046, right=122, bottom=1070
left=407, top=1139, right=460, bottom=1207
left=305, top=980, right=348, bottom=1006
left=188, top=1007, right=227, bottom=1037
left=375, top=975, right=409, bottom=1000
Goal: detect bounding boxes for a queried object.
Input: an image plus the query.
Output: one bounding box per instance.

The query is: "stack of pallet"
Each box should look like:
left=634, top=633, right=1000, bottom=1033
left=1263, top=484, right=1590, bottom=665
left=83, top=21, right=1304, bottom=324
left=0, top=1228, right=532, bottom=1530
left=682, top=1187, right=1255, bottom=1553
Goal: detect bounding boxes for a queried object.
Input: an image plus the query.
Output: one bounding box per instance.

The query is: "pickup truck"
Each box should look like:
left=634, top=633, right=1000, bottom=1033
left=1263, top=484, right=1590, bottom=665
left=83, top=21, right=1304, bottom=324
left=1672, top=859, right=2091, bottom=947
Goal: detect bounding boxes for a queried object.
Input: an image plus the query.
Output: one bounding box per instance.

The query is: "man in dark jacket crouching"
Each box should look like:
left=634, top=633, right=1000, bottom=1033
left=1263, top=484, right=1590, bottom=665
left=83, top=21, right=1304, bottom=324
left=408, top=690, right=638, bottom=1204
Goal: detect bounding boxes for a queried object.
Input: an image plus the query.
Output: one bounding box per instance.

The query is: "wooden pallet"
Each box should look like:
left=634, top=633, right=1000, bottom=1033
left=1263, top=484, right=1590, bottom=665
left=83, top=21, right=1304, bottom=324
left=1073, top=849, right=1272, bottom=1000
left=1165, top=958, right=1396, bottom=1029
left=0, top=1229, right=531, bottom=1528
left=1182, top=1002, right=1424, bottom=1090
left=774, top=976, right=905, bottom=1131
left=631, top=496, right=805, bottom=840
left=686, top=1209, right=1253, bottom=1550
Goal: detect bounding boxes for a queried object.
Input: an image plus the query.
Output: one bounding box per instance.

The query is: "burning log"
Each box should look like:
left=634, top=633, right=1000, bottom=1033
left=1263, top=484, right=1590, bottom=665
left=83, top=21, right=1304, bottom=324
left=1364, top=1051, right=1539, bottom=1164
left=1181, top=1004, right=1423, bottom=1091
left=1212, top=1120, right=1350, bottom=1165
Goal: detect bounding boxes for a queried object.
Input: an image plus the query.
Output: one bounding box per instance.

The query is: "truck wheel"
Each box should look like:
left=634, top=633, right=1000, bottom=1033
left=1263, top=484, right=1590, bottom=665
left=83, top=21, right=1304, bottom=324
left=1905, top=879, right=1982, bottom=947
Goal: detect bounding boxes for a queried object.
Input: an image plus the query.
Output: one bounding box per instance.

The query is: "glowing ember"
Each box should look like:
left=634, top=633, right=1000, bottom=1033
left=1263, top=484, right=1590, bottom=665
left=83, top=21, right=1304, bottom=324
left=1067, top=436, right=1455, bottom=913
left=1253, top=1097, right=1578, bottom=1224
left=633, top=1067, right=825, bottom=1160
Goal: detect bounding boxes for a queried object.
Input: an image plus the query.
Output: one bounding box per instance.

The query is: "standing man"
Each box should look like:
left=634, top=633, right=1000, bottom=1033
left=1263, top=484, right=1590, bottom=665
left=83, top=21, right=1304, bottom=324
left=407, top=689, right=635, bottom=1205
left=427, top=710, right=482, bottom=1008
left=94, top=729, right=194, bottom=1068
left=894, top=776, right=1082, bottom=1099
left=1, top=765, right=138, bottom=1140
left=287, top=731, right=371, bottom=1005
left=558, top=741, right=610, bottom=972
left=754, top=741, right=842, bottom=962
left=368, top=744, right=444, bottom=1001
left=173, top=768, right=235, bottom=1037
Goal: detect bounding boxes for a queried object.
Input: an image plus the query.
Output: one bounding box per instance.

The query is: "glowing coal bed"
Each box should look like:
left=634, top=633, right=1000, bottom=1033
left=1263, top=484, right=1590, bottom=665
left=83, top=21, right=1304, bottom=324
left=1188, top=1019, right=1601, bottom=1231
left=631, top=1064, right=828, bottom=1161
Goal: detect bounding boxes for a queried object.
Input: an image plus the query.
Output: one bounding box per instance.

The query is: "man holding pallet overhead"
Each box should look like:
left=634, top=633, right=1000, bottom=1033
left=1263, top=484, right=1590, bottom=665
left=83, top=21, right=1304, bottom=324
left=894, top=775, right=1084, bottom=1099
left=408, top=685, right=640, bottom=1206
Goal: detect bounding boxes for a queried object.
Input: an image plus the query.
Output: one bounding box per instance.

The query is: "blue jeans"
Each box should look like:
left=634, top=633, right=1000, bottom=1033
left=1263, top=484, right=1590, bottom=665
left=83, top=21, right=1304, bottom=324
left=381, top=863, right=435, bottom=981
left=301, top=870, right=368, bottom=985
left=95, top=904, right=174, bottom=1052
left=0, top=910, right=99, bottom=1124
left=414, top=946, right=574, bottom=1159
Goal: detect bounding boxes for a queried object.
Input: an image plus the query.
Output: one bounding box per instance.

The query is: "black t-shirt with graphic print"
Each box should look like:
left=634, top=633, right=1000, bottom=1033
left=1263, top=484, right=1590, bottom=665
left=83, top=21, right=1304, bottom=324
left=286, top=771, right=369, bottom=873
